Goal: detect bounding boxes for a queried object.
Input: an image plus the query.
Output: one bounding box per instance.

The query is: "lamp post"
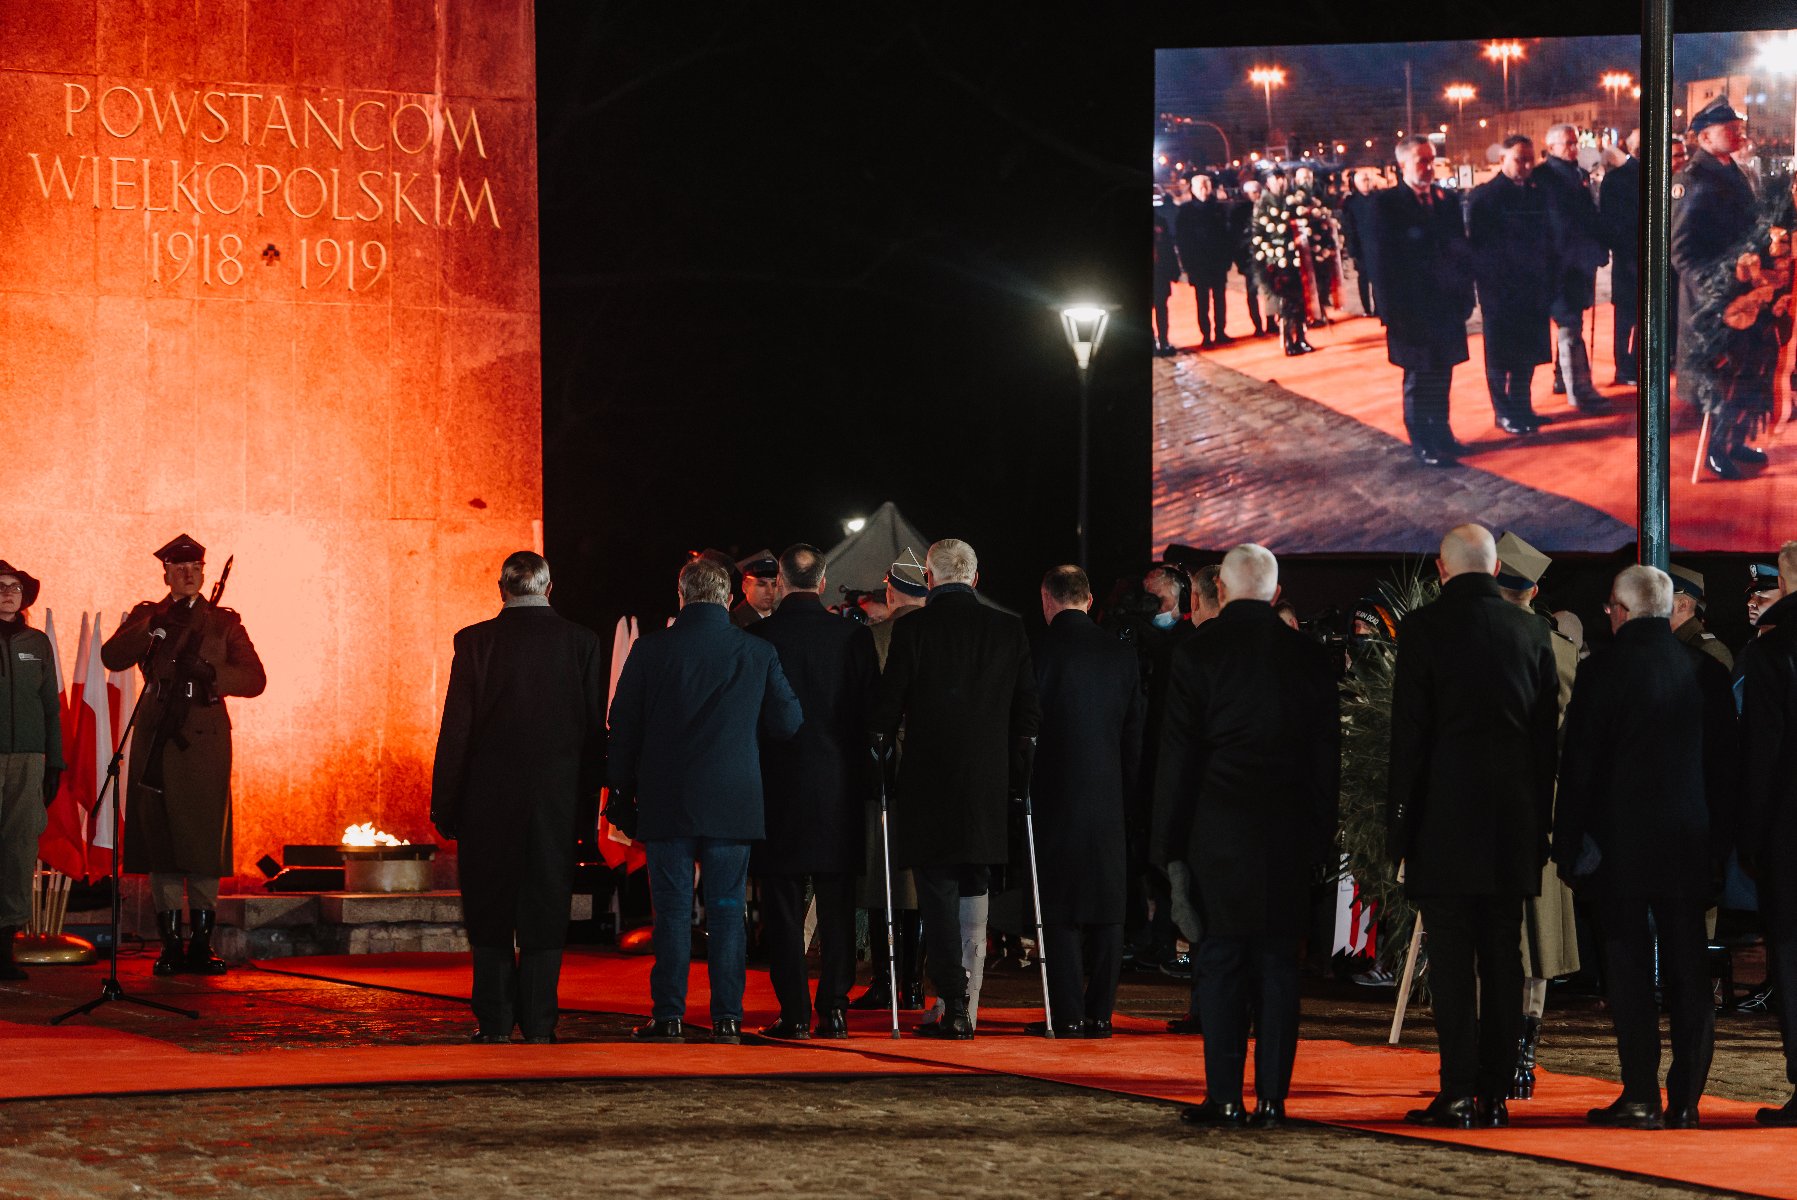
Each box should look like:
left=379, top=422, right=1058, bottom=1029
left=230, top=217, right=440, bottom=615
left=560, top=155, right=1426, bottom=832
left=1248, top=66, right=1286, bottom=148
left=1757, top=32, right=1797, bottom=173
left=1600, top=71, right=1634, bottom=141
left=1059, top=304, right=1111, bottom=568
left=1484, top=41, right=1525, bottom=115
left=1445, top=84, right=1475, bottom=158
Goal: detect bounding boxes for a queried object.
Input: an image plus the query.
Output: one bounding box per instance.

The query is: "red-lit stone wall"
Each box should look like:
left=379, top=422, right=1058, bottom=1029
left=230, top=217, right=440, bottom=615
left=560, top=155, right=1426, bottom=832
left=1, top=0, right=541, bottom=876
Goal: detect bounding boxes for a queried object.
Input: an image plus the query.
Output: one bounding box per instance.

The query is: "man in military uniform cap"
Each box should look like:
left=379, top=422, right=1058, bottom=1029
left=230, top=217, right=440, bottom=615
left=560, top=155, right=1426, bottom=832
left=732, top=551, right=780, bottom=628
left=1672, top=98, right=1768, bottom=480
left=1669, top=565, right=1733, bottom=671
left=101, top=535, right=265, bottom=975
left=1492, top=531, right=1581, bottom=1100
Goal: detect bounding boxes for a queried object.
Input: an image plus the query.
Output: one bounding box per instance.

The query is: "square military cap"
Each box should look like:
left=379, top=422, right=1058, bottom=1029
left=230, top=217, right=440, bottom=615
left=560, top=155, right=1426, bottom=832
left=153, top=533, right=205, bottom=564
left=737, top=550, right=778, bottom=579
left=887, top=547, right=929, bottom=598
left=1668, top=563, right=1706, bottom=602
left=1494, top=531, right=1551, bottom=590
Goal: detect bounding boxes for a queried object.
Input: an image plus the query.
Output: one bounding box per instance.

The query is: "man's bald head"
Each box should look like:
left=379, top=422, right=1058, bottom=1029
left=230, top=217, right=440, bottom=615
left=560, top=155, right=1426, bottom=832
left=1438, top=524, right=1499, bottom=580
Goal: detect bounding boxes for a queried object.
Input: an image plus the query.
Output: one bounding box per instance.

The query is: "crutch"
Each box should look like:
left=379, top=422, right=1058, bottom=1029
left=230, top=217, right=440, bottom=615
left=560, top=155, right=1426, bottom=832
left=1017, top=737, right=1057, bottom=1038
left=871, top=734, right=901, bottom=1040
left=1389, top=912, right=1425, bottom=1045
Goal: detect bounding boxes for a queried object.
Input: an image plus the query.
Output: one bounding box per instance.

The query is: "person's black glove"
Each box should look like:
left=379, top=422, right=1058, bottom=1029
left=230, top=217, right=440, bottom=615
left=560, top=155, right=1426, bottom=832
left=430, top=811, right=458, bottom=841
left=179, top=654, right=217, bottom=685
left=603, top=787, right=639, bottom=840
left=42, top=768, right=61, bottom=808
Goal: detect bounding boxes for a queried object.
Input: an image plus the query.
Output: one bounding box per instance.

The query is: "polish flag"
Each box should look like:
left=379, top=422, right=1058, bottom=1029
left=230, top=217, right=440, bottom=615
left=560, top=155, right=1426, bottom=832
left=85, top=615, right=123, bottom=863
left=596, top=616, right=645, bottom=873
left=38, top=613, right=97, bottom=880
left=93, top=616, right=140, bottom=866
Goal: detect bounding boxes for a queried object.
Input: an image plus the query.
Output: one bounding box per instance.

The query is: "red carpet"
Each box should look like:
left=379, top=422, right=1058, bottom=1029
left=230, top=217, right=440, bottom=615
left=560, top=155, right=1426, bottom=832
left=1163, top=281, right=1797, bottom=550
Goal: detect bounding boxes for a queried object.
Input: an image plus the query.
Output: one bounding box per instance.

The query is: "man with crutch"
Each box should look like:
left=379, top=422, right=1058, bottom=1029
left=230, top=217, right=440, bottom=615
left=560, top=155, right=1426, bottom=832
left=1026, top=566, right=1143, bottom=1038
left=870, top=539, right=1039, bottom=1039
left=1154, top=544, right=1340, bottom=1127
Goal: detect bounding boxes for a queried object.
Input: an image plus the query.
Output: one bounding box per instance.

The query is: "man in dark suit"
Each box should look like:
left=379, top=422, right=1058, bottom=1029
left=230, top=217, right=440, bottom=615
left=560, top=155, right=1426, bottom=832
left=870, top=538, right=1040, bottom=1039
left=1600, top=130, right=1642, bottom=387
left=1467, top=136, right=1554, bottom=435
left=1230, top=178, right=1266, bottom=336
left=609, top=557, right=803, bottom=1044
left=1177, top=173, right=1236, bottom=348
left=1362, top=136, right=1476, bottom=467
left=430, top=552, right=607, bottom=1044
left=1738, top=542, right=1797, bottom=1126
left=1388, top=524, right=1560, bottom=1128
left=1338, top=168, right=1379, bottom=318
left=1028, top=565, right=1143, bottom=1039
left=1556, top=565, right=1736, bottom=1129
left=1537, top=123, right=1611, bottom=412
left=747, top=544, right=880, bottom=1040
left=1155, top=544, right=1340, bottom=1128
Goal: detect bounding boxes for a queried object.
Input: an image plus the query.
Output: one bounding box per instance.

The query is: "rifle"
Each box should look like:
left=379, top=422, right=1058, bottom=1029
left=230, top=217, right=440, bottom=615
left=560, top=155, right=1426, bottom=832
left=139, top=555, right=234, bottom=791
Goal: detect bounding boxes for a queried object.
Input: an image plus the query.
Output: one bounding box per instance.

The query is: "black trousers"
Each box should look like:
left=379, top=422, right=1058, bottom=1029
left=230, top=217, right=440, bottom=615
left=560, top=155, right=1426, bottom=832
left=1197, top=935, right=1301, bottom=1105
left=914, top=864, right=988, bottom=1014
left=472, top=944, right=563, bottom=1040
left=1354, top=262, right=1375, bottom=316
left=1043, top=922, right=1123, bottom=1026
left=1235, top=264, right=1262, bottom=330
left=1763, top=873, right=1797, bottom=1087
left=1194, top=274, right=1228, bottom=341
left=1483, top=360, right=1536, bottom=424
left=1419, top=895, right=1524, bottom=1100
left=1612, top=262, right=1639, bottom=381
left=762, top=871, right=858, bottom=1023
left=1593, top=894, right=1713, bottom=1106
left=1401, top=368, right=1454, bottom=451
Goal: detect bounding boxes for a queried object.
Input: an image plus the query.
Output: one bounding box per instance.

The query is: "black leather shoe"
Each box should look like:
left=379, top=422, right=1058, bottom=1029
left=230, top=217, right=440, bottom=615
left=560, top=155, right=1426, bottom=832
left=1587, top=1098, right=1663, bottom=1129
left=469, top=1031, right=510, bottom=1044
left=1214, top=334, right=1236, bottom=345
left=1166, top=1014, right=1202, bottom=1035
left=1085, top=1018, right=1113, bottom=1039
left=1495, top=417, right=1533, bottom=436
left=523, top=1034, right=556, bottom=1045
left=1284, top=342, right=1307, bottom=357
left=847, top=985, right=891, bottom=1011
left=1571, top=394, right=1612, bottom=415
left=1293, top=338, right=1316, bottom=353
left=631, top=1018, right=685, bottom=1043
left=1405, top=1096, right=1479, bottom=1128
left=759, top=1018, right=811, bottom=1040
left=1180, top=1099, right=1251, bottom=1127
left=1160, top=953, right=1193, bottom=981
left=915, top=1012, right=974, bottom=1040
left=153, top=911, right=184, bottom=977
left=814, top=1009, right=849, bottom=1039
left=1480, top=1097, right=1510, bottom=1128
left=1664, top=1105, right=1701, bottom=1129
left=1022, top=1019, right=1084, bottom=1038
left=1528, top=413, right=1556, bottom=427
left=1254, top=1100, right=1286, bottom=1128
left=712, top=1018, right=742, bottom=1045
left=1732, top=444, right=1769, bottom=466
left=1707, top=451, right=1744, bottom=481
left=1413, top=446, right=1456, bottom=468
left=184, top=909, right=229, bottom=975
left=1757, top=1093, right=1797, bottom=1126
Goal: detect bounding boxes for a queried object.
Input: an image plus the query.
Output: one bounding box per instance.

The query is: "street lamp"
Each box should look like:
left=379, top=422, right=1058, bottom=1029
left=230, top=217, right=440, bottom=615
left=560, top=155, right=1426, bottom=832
left=1484, top=40, right=1525, bottom=113
left=1600, top=71, right=1633, bottom=138
left=1444, top=84, right=1475, bottom=160
left=1757, top=32, right=1797, bottom=171
left=1248, top=66, right=1286, bottom=145
left=1059, top=304, right=1112, bottom=568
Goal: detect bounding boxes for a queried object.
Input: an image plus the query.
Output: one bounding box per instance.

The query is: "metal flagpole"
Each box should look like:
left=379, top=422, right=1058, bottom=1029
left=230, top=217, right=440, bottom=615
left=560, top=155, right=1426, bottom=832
left=1637, top=0, right=1674, bottom=567
left=1018, top=738, right=1055, bottom=1037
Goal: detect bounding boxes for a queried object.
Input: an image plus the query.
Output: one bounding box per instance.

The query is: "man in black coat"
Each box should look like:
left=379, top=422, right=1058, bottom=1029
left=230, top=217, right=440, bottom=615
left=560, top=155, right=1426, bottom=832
left=1388, top=524, right=1560, bottom=1128
left=746, top=544, right=880, bottom=1040
left=1362, top=136, right=1476, bottom=467
left=608, top=557, right=803, bottom=1044
left=1338, top=168, right=1379, bottom=318
left=1155, top=544, right=1340, bottom=1128
left=1555, top=565, right=1737, bottom=1129
left=1467, top=136, right=1554, bottom=435
left=1739, top=542, right=1797, bottom=1126
left=430, top=552, right=607, bottom=1044
left=1177, top=174, right=1236, bottom=348
left=870, top=538, right=1041, bottom=1039
left=1600, top=130, right=1642, bottom=386
left=1230, top=178, right=1266, bottom=336
left=1537, top=124, right=1612, bottom=412
left=1028, top=566, right=1143, bottom=1039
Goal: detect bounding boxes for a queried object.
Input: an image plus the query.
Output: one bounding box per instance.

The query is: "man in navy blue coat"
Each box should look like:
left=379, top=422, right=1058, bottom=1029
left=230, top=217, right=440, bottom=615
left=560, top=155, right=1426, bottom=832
left=746, top=544, right=880, bottom=1040
left=608, top=556, right=803, bottom=1044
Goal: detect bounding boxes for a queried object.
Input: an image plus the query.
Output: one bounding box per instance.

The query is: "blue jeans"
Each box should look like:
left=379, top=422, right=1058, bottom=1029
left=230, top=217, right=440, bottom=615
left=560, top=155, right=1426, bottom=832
left=645, top=837, right=752, bottom=1022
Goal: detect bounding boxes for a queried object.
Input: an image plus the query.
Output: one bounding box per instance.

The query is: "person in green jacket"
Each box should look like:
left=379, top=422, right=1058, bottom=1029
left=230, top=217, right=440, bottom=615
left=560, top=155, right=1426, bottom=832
left=0, top=560, right=63, bottom=981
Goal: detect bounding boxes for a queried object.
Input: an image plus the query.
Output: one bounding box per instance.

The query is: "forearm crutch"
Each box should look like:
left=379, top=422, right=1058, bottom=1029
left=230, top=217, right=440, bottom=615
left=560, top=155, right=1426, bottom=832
left=1018, top=737, right=1056, bottom=1037
left=871, top=734, right=901, bottom=1039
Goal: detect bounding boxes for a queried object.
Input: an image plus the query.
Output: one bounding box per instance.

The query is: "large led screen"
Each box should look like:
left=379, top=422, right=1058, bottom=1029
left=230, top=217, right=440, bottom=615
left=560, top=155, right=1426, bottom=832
left=1154, top=33, right=1795, bottom=553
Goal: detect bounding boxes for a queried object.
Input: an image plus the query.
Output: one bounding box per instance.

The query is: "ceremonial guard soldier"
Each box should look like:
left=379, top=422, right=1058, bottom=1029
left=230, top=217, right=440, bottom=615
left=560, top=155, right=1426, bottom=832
left=732, top=551, right=780, bottom=627
left=1669, top=565, right=1733, bottom=672
left=101, top=535, right=265, bottom=976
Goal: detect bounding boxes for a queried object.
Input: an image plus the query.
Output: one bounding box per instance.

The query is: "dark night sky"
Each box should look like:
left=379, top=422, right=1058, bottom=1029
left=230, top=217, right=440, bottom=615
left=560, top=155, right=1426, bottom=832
left=532, top=0, right=1797, bottom=634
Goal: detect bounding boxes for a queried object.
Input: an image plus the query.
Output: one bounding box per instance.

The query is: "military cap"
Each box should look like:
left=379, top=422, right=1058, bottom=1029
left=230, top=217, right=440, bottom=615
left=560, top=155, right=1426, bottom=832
left=1352, top=596, right=1394, bottom=640
left=1668, top=563, right=1706, bottom=602
left=1750, top=562, right=1782, bottom=594
left=153, top=533, right=205, bottom=564
left=886, top=547, right=929, bottom=599
left=1494, top=531, right=1551, bottom=590
left=0, top=560, right=42, bottom=609
left=1690, top=97, right=1745, bottom=135
left=737, top=550, right=778, bottom=579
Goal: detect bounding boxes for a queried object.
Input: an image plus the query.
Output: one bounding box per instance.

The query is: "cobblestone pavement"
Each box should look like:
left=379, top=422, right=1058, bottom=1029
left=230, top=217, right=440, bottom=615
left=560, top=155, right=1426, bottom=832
left=1152, top=354, right=1636, bottom=554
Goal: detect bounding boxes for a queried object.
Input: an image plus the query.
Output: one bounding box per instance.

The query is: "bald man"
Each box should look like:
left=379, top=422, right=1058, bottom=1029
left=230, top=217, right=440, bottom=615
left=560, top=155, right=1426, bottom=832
left=1388, top=524, right=1561, bottom=1129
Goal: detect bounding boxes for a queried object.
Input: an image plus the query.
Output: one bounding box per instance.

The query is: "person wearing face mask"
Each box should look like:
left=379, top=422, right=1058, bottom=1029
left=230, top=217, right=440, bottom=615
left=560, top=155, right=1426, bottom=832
left=101, top=535, right=266, bottom=977
left=1126, top=563, right=1197, bottom=971
left=0, top=561, right=63, bottom=981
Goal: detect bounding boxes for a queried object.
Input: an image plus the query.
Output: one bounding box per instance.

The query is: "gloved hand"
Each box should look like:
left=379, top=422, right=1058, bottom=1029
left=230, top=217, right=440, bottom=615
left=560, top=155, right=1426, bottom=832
left=42, top=768, right=61, bottom=808
left=179, top=654, right=217, bottom=685
left=603, top=787, right=639, bottom=840
left=430, top=811, right=459, bottom=841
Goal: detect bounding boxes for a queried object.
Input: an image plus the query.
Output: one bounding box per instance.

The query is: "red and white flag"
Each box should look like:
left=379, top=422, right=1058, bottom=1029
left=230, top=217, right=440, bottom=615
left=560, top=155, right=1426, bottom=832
left=86, top=614, right=124, bottom=862
left=596, top=616, right=645, bottom=873
left=39, top=613, right=99, bottom=880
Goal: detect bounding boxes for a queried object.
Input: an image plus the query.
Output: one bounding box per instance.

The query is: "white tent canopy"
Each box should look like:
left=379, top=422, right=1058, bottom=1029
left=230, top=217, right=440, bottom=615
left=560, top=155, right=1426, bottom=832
left=823, top=501, right=932, bottom=593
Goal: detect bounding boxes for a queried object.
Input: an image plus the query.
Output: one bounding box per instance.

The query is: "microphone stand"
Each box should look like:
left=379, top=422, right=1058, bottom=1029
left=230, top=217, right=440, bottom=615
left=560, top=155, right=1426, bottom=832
left=53, top=624, right=199, bottom=1024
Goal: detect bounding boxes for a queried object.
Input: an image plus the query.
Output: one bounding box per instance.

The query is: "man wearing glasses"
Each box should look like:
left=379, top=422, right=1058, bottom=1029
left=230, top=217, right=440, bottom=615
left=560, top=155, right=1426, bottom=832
left=0, top=561, right=62, bottom=980
left=101, top=535, right=265, bottom=977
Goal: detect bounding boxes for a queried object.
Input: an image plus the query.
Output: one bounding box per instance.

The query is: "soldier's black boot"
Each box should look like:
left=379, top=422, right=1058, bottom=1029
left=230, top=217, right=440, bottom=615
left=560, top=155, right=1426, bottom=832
left=1509, top=1015, right=1541, bottom=1100
left=153, top=911, right=184, bottom=976
left=1707, top=420, right=1744, bottom=480
left=184, top=910, right=228, bottom=975
left=898, top=912, right=927, bottom=1010
left=0, top=926, right=27, bottom=982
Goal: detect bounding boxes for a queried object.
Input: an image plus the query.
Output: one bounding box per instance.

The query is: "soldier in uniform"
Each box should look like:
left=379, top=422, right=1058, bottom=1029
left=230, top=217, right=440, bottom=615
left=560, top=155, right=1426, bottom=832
left=1669, top=565, right=1733, bottom=671
left=1468, top=137, right=1555, bottom=435
left=1492, top=532, right=1581, bottom=1100
left=101, top=535, right=265, bottom=976
left=731, top=551, right=780, bottom=628
left=1249, top=168, right=1314, bottom=357
left=1672, top=99, right=1768, bottom=480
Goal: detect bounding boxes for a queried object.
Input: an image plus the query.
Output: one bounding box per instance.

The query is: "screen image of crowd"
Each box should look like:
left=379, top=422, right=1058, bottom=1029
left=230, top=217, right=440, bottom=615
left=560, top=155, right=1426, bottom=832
left=1153, top=33, right=1797, bottom=555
